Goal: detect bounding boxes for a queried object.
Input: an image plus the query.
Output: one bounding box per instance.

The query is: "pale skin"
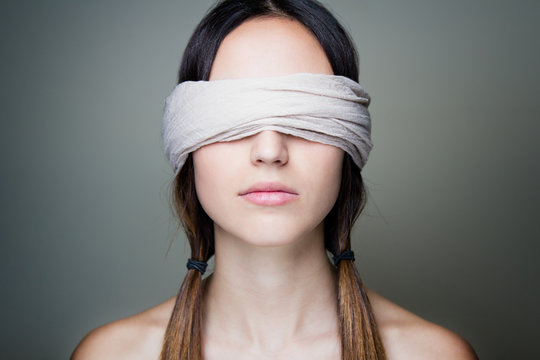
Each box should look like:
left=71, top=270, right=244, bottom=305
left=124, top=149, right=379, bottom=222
left=72, top=17, right=478, bottom=360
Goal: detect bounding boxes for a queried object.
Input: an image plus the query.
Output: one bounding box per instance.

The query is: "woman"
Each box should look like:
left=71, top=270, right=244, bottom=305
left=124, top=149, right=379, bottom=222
left=72, top=1, right=477, bottom=359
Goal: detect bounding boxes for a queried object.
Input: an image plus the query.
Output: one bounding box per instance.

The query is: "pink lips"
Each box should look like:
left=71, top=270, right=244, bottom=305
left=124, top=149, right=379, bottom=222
left=239, top=182, right=299, bottom=206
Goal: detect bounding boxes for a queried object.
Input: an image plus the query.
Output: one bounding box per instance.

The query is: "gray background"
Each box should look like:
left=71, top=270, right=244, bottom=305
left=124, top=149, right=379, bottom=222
left=1, top=0, right=538, bottom=359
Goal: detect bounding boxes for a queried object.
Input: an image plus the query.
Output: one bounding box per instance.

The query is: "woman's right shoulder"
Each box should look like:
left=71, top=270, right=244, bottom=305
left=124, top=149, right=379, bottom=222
left=70, top=297, right=176, bottom=360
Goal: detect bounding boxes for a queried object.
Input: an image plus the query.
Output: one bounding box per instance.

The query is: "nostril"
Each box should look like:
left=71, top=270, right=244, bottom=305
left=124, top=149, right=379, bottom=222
left=255, top=157, right=283, bottom=164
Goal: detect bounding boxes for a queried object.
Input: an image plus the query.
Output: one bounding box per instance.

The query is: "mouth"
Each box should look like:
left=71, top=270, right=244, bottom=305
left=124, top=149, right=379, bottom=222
left=239, top=182, right=299, bottom=206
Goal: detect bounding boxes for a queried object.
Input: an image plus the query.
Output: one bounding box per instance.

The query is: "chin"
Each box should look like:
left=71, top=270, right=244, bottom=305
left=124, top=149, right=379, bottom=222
left=212, top=211, right=325, bottom=248
left=232, top=219, right=322, bottom=248
left=237, top=225, right=301, bottom=247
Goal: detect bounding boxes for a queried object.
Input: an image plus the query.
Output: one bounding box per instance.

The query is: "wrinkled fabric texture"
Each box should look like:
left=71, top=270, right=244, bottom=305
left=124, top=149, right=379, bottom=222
left=162, top=73, right=372, bottom=175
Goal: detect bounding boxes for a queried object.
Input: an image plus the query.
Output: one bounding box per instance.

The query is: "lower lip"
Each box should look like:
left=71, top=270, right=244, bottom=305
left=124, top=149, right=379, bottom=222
left=240, top=191, right=298, bottom=206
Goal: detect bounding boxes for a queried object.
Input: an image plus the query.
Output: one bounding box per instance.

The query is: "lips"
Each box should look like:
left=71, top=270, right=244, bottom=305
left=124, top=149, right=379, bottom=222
left=239, top=182, right=299, bottom=206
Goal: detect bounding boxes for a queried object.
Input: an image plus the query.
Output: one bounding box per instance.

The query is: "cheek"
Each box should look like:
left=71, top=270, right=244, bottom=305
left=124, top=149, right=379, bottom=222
left=192, top=143, right=242, bottom=223
left=192, top=147, right=225, bottom=220
left=301, top=145, right=344, bottom=217
left=320, top=149, right=344, bottom=186
left=321, top=152, right=344, bottom=208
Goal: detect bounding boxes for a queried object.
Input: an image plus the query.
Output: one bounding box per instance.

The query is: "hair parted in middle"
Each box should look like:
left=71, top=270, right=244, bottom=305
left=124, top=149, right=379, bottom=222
left=160, top=1, right=386, bottom=359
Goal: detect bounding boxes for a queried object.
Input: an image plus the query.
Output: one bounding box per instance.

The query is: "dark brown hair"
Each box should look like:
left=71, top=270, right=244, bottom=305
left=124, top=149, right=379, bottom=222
left=161, top=1, right=385, bottom=359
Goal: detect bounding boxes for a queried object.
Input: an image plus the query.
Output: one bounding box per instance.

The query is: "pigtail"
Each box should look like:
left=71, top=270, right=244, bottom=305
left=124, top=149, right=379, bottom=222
left=337, top=260, right=386, bottom=359
left=326, top=155, right=386, bottom=359
left=160, top=263, right=205, bottom=360
left=160, top=155, right=214, bottom=360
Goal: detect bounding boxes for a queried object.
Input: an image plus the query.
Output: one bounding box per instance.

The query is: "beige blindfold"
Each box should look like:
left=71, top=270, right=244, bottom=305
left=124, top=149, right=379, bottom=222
left=162, top=73, right=372, bottom=175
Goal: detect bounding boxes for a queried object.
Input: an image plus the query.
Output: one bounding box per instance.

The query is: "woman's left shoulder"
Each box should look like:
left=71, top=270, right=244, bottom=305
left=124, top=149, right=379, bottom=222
left=367, top=289, right=478, bottom=360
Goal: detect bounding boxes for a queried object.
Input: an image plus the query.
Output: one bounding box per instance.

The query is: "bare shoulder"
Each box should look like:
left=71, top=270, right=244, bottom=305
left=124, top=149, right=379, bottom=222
left=70, top=297, right=175, bottom=360
left=367, top=289, right=478, bottom=360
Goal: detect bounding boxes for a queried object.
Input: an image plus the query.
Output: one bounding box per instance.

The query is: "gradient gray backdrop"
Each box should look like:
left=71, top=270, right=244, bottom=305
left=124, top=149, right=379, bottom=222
left=1, top=0, right=539, bottom=359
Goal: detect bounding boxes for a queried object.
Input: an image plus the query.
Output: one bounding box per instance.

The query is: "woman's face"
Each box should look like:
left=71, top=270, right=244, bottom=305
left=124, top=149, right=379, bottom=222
left=193, top=17, right=344, bottom=247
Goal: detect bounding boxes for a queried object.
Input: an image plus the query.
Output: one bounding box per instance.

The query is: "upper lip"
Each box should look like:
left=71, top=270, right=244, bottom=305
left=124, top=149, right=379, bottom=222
left=239, top=182, right=298, bottom=195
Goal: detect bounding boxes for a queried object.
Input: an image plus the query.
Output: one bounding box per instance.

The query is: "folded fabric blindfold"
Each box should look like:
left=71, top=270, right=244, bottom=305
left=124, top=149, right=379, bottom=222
left=162, top=73, right=372, bottom=175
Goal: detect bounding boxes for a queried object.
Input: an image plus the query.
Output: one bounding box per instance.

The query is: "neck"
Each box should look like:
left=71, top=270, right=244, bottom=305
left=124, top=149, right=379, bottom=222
left=202, top=224, right=340, bottom=354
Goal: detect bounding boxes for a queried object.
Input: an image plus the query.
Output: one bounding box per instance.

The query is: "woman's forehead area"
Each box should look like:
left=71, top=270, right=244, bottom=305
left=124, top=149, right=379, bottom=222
left=209, top=16, right=333, bottom=80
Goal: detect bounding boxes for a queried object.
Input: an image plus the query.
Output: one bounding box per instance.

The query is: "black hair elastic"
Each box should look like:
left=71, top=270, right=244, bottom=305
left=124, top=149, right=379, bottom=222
left=333, top=250, right=355, bottom=266
left=187, top=258, right=208, bottom=274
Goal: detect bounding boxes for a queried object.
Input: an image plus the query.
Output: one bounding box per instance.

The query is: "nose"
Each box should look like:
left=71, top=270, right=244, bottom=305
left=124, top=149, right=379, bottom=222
left=250, top=130, right=289, bottom=167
